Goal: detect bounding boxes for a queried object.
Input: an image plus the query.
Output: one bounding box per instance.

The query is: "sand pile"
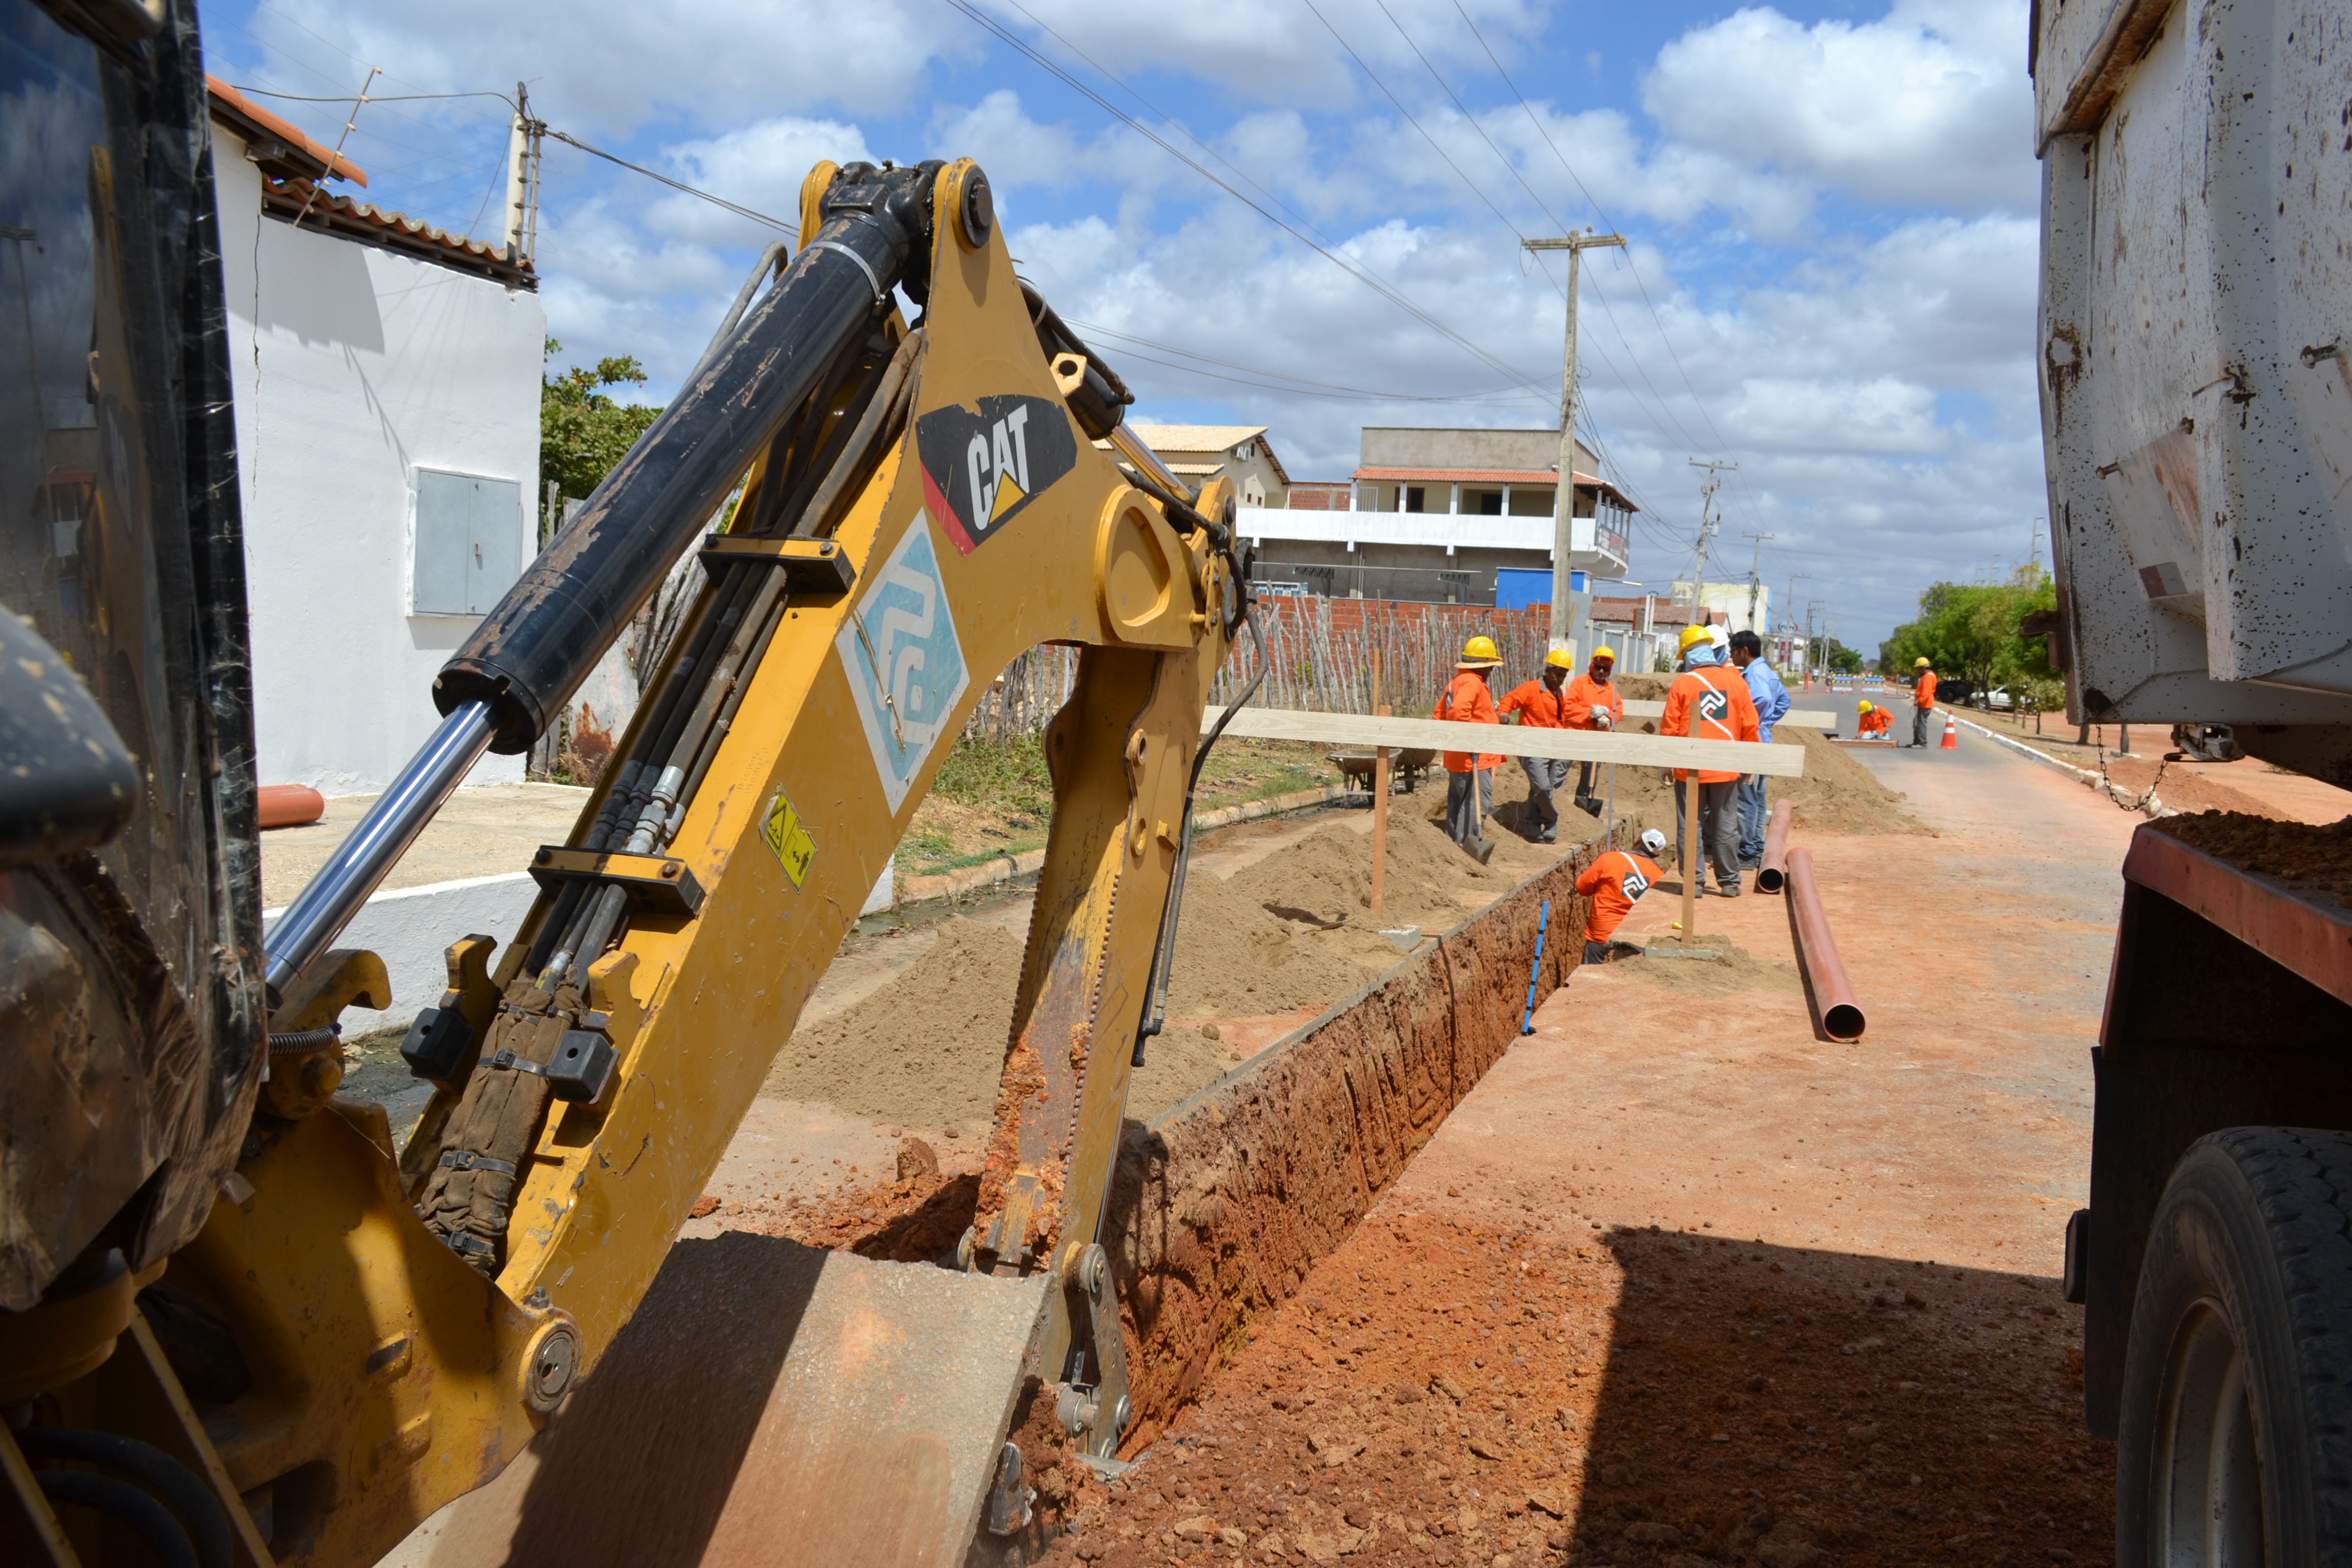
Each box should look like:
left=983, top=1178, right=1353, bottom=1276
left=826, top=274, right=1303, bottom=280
left=765, top=795, right=1563, bottom=1132
left=762, top=918, right=1017, bottom=1135
left=1613, top=933, right=1801, bottom=996
left=762, top=917, right=1321, bottom=1134
left=1585, top=675, right=1920, bottom=836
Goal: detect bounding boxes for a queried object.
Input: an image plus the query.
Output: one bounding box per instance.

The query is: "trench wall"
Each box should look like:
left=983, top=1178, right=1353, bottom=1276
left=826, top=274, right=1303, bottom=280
left=1101, top=836, right=1607, bottom=1450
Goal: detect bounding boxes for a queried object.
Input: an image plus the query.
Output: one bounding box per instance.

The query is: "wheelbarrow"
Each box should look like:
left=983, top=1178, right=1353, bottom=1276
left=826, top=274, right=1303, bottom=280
left=1327, top=747, right=1435, bottom=798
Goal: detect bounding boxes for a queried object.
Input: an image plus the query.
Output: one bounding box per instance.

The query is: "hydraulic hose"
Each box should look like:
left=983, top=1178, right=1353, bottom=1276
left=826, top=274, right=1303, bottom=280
left=1134, top=598, right=1269, bottom=1065
left=17, top=1429, right=231, bottom=1568
left=434, top=161, right=943, bottom=754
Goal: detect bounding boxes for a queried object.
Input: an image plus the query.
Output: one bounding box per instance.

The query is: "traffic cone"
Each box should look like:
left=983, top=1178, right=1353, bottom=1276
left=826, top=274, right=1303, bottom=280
left=1941, top=714, right=1958, bottom=750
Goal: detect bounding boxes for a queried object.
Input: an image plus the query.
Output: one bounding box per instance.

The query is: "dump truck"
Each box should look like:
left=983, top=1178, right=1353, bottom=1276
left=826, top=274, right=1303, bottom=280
left=2031, top=0, right=2352, bottom=1558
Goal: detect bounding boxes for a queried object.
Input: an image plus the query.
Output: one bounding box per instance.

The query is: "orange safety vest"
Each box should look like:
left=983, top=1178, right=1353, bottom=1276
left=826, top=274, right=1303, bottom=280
left=1914, top=670, right=1938, bottom=708
left=1859, top=708, right=1892, bottom=736
left=1435, top=671, right=1502, bottom=773
left=1499, top=678, right=1570, bottom=728
left=1660, top=664, right=1760, bottom=783
left=1576, top=850, right=1662, bottom=944
left=1561, top=673, right=1623, bottom=730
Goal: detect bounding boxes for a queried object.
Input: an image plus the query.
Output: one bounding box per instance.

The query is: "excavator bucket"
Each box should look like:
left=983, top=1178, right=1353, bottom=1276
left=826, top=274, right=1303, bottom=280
left=386, top=1240, right=1047, bottom=1566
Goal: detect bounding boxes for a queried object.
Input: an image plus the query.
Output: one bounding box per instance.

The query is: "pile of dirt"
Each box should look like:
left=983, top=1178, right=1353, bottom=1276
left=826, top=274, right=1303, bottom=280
left=1594, top=674, right=1922, bottom=837
left=1025, top=1214, right=2109, bottom=1568
left=2152, top=811, right=2352, bottom=904
left=762, top=918, right=1019, bottom=1136
left=766, top=796, right=1570, bottom=1135
left=1612, top=933, right=1801, bottom=996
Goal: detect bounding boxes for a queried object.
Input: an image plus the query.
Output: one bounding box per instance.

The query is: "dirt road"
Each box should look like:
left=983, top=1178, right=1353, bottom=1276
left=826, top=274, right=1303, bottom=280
left=1039, top=725, right=2140, bottom=1565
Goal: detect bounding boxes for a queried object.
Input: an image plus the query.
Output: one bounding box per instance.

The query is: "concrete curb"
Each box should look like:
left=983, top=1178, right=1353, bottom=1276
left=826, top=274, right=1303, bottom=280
left=892, top=783, right=1354, bottom=905
left=1949, top=715, right=2178, bottom=819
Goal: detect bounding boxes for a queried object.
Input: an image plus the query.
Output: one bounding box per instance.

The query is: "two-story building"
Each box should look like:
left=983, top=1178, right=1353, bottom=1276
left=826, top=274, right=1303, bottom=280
left=1237, top=426, right=1637, bottom=604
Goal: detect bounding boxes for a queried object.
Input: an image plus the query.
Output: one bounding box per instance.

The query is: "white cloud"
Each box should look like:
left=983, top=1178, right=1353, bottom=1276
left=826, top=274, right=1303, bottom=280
left=1640, top=0, right=2035, bottom=213
left=252, top=0, right=954, bottom=136
left=651, top=117, right=877, bottom=245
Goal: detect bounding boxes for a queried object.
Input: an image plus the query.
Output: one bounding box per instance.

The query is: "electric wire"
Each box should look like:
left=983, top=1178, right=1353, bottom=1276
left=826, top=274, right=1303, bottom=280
left=1064, top=318, right=1547, bottom=406
left=1450, top=1, right=1776, bottom=538
left=937, top=0, right=1555, bottom=400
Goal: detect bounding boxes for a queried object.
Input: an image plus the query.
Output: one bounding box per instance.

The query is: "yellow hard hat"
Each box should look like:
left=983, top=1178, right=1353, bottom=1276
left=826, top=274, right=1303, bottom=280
left=1459, top=634, right=1502, bottom=667
left=1914, top=656, right=1931, bottom=668
left=1591, top=646, right=1617, bottom=665
left=1858, top=700, right=1872, bottom=713
left=1543, top=647, right=1575, bottom=670
left=1678, top=623, right=1713, bottom=654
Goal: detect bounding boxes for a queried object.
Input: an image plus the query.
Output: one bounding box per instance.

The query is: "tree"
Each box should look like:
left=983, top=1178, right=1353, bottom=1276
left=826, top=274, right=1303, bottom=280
left=1878, top=566, right=2058, bottom=692
left=540, top=338, right=662, bottom=527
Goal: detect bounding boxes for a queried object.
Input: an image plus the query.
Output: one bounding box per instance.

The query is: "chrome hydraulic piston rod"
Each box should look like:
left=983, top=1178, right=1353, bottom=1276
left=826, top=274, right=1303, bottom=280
left=261, top=700, right=495, bottom=1003
left=258, top=163, right=943, bottom=1002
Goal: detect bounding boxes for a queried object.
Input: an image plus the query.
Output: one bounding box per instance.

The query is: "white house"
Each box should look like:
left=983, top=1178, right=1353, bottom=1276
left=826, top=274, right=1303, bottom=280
left=209, top=80, right=545, bottom=795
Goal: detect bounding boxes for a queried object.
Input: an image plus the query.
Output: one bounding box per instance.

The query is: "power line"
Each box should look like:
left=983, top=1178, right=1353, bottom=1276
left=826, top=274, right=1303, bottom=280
left=1448, top=1, right=1768, bottom=529
left=1065, top=319, right=1547, bottom=406
left=938, top=0, right=1554, bottom=400
left=543, top=130, right=798, bottom=238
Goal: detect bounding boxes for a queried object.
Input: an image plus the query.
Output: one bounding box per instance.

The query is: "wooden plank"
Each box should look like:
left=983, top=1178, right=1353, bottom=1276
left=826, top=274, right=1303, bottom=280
left=1203, top=707, right=1805, bottom=776
left=1619, top=698, right=1837, bottom=728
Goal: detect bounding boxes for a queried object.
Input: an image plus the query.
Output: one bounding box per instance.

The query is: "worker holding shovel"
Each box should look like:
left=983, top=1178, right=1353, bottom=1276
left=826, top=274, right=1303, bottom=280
left=1561, top=646, right=1625, bottom=816
left=1499, top=648, right=1575, bottom=843
left=1436, top=635, right=1505, bottom=865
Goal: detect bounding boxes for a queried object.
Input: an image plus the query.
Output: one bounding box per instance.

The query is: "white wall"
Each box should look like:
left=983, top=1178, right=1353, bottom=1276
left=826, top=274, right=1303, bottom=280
left=215, top=138, right=545, bottom=796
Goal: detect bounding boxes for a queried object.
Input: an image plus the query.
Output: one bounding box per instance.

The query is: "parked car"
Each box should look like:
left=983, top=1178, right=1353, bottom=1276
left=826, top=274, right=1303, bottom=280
left=1979, top=687, right=2014, bottom=711
left=1935, top=678, right=1975, bottom=707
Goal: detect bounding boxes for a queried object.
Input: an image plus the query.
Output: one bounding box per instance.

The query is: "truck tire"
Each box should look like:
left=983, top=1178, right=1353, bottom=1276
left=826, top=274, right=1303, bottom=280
left=2116, top=1129, right=2352, bottom=1565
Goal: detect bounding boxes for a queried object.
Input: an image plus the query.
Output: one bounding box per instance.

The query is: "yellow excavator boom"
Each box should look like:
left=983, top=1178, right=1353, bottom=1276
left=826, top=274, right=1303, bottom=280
left=7, top=152, right=1248, bottom=1568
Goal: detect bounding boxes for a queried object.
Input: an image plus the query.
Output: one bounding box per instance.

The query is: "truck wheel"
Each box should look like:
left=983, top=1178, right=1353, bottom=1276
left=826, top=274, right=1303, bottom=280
left=2116, top=1129, right=2352, bottom=1565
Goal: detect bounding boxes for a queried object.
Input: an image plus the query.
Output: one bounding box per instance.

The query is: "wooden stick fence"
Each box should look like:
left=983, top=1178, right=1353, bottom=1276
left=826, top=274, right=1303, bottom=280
left=955, top=599, right=1557, bottom=744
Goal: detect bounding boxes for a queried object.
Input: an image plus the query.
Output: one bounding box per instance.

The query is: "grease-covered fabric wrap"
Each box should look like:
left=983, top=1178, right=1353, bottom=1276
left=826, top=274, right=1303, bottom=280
left=0, top=0, right=263, bottom=1309
left=413, top=976, right=582, bottom=1272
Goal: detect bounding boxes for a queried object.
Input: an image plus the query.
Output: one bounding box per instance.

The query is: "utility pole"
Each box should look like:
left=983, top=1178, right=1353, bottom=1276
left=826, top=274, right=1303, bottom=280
left=1741, top=531, right=1776, bottom=634
left=1525, top=230, right=1625, bottom=652
left=503, top=82, right=546, bottom=266
left=1683, top=459, right=1735, bottom=634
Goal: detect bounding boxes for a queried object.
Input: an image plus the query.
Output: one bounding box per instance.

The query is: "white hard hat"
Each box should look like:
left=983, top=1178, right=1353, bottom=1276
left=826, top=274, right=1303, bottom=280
left=1638, top=828, right=1667, bottom=856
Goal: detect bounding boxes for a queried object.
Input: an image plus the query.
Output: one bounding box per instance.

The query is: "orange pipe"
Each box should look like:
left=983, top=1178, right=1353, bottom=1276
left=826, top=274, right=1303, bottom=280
left=257, top=783, right=325, bottom=830
left=1755, top=799, right=1794, bottom=893
left=1786, top=847, right=1865, bottom=1041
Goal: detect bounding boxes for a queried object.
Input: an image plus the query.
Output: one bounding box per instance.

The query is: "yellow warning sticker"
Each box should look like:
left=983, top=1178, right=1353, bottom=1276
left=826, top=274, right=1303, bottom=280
left=763, top=791, right=816, bottom=888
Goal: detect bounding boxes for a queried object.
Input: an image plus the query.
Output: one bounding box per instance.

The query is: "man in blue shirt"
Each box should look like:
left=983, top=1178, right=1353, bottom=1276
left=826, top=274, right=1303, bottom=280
left=1728, top=631, right=1790, bottom=869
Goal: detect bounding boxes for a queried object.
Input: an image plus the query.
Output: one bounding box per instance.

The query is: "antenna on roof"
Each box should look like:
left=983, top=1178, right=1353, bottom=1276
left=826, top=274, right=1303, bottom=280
left=504, top=83, right=545, bottom=266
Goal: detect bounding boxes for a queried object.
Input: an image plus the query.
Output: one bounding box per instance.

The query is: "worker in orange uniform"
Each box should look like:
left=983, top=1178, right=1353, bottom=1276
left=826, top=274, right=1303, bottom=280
left=1661, top=622, right=1761, bottom=896
left=1576, top=827, right=1667, bottom=963
left=1561, top=646, right=1625, bottom=816
left=1436, top=634, right=1504, bottom=864
left=1857, top=700, right=1892, bottom=739
left=1499, top=648, right=1574, bottom=843
left=1910, top=656, right=1939, bottom=747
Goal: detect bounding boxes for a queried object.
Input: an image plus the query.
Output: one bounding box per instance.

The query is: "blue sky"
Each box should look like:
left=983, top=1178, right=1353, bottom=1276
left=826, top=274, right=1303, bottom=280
left=197, top=0, right=2045, bottom=653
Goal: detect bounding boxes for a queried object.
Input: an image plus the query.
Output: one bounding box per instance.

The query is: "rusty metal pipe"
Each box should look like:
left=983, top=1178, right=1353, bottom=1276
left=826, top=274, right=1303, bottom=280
left=1755, top=799, right=1794, bottom=893
left=1785, top=847, right=1865, bottom=1041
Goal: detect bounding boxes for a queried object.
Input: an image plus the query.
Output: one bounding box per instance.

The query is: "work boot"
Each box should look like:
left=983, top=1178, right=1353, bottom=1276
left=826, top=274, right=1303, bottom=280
left=1717, top=880, right=1742, bottom=898
left=1540, top=825, right=1557, bottom=844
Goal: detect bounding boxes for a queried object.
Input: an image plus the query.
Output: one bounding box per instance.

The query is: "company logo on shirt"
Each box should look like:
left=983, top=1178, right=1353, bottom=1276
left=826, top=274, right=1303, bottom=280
left=914, top=394, right=1077, bottom=554
left=1697, top=688, right=1731, bottom=730
left=1621, top=865, right=1652, bottom=901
